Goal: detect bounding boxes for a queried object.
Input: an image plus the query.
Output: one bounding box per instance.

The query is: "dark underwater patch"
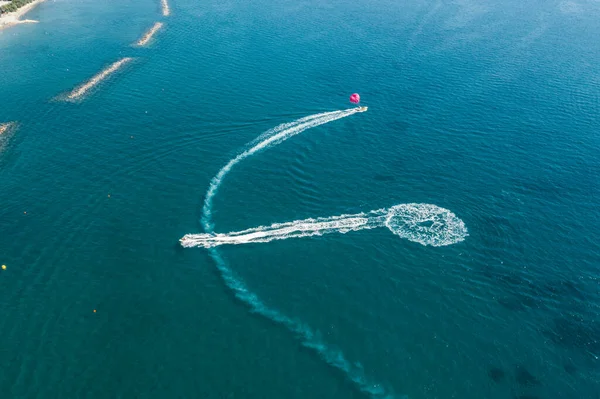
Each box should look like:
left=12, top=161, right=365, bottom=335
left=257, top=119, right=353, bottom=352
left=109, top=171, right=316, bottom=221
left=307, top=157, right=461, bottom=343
left=488, top=366, right=505, bottom=382
left=481, top=264, right=526, bottom=288
left=497, top=296, right=526, bottom=311
left=543, top=315, right=600, bottom=354
left=373, top=174, right=396, bottom=182
left=542, top=280, right=586, bottom=301
left=563, top=362, right=577, bottom=374
left=497, top=272, right=526, bottom=287
left=518, top=294, right=540, bottom=309
left=511, top=174, right=564, bottom=199
left=497, top=293, right=541, bottom=312
left=389, top=120, right=411, bottom=133
left=515, top=365, right=540, bottom=386
left=489, top=272, right=588, bottom=316
left=477, top=214, right=515, bottom=245
left=480, top=266, right=526, bottom=292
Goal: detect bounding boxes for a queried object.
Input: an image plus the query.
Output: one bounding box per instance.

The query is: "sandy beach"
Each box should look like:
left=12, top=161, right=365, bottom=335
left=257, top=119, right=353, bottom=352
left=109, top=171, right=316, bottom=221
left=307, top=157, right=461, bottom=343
left=136, top=21, right=163, bottom=46
left=0, top=0, right=45, bottom=31
left=161, top=0, right=170, bottom=16
left=66, top=57, right=133, bottom=100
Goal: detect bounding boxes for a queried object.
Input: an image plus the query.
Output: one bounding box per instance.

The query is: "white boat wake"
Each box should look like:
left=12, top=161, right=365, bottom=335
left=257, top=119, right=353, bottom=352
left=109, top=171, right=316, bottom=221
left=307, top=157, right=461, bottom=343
left=182, top=203, right=467, bottom=248
left=184, top=108, right=467, bottom=399
left=202, top=108, right=359, bottom=228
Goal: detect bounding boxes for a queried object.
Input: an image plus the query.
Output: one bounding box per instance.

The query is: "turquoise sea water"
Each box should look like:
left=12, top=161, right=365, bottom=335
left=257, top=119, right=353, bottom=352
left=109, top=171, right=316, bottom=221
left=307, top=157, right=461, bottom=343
left=1, top=0, right=600, bottom=397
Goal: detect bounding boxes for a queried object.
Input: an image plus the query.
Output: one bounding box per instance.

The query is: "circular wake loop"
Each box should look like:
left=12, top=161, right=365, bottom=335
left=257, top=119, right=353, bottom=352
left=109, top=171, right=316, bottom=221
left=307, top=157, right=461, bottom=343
left=385, top=203, right=467, bottom=247
left=188, top=109, right=467, bottom=399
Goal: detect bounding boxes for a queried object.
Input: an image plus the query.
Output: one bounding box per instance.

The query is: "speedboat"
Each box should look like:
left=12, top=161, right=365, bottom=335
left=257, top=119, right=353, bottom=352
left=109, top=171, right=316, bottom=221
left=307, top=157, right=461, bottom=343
left=356, top=106, right=368, bottom=112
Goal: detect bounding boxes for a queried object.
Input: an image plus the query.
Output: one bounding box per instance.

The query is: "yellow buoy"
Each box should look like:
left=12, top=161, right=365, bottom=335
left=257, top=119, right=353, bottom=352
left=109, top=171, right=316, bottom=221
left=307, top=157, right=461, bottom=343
left=2, top=265, right=6, bottom=270
left=93, top=309, right=96, bottom=313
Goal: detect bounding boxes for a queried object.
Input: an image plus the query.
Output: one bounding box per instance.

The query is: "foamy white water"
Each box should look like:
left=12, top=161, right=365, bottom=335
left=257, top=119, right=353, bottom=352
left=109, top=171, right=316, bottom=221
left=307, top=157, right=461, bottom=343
left=182, top=204, right=467, bottom=248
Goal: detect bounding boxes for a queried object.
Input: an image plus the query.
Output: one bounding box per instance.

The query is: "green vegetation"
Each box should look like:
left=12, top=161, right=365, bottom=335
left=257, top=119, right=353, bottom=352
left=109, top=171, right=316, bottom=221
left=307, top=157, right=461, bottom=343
left=0, top=0, right=37, bottom=14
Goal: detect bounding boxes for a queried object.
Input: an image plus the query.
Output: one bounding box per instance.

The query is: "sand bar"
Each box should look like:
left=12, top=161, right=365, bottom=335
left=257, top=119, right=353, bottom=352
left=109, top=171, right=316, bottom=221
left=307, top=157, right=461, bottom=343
left=0, top=0, right=45, bottom=31
left=136, top=21, right=163, bottom=46
left=67, top=57, right=133, bottom=100
left=161, top=0, right=170, bottom=16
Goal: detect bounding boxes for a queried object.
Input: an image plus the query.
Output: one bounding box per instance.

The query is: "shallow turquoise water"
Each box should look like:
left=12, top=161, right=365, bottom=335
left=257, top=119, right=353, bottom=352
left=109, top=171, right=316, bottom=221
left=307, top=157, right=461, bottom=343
left=1, top=0, right=600, bottom=398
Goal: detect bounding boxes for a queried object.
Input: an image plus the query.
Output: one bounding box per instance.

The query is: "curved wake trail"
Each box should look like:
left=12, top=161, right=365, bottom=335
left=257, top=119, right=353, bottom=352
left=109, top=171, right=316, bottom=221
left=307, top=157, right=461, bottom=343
left=202, top=108, right=357, bottom=229
left=199, top=109, right=397, bottom=398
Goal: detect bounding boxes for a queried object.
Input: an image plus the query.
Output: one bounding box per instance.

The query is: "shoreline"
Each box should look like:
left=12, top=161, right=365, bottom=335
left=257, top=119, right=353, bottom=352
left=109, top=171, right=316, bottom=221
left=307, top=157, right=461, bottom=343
left=0, top=0, right=46, bottom=31
left=136, top=21, right=163, bottom=46
left=161, top=0, right=169, bottom=16
left=66, top=57, right=134, bottom=101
